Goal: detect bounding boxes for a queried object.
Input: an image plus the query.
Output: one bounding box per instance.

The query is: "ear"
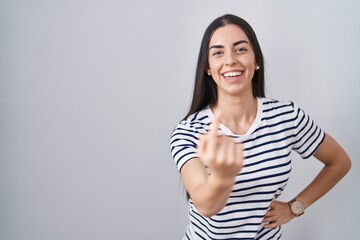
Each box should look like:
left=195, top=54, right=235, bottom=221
left=206, top=67, right=211, bottom=76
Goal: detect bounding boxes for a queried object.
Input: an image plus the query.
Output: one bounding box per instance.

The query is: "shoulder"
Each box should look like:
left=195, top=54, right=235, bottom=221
left=260, top=97, right=297, bottom=116
left=169, top=109, right=211, bottom=170
left=176, top=108, right=212, bottom=133
left=170, top=108, right=211, bottom=143
left=261, top=97, right=294, bottom=108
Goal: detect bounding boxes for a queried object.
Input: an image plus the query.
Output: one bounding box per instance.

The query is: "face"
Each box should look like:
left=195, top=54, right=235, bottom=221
left=207, top=24, right=258, bottom=97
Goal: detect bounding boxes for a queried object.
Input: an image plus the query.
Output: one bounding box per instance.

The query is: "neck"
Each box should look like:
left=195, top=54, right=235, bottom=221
left=211, top=92, right=258, bottom=135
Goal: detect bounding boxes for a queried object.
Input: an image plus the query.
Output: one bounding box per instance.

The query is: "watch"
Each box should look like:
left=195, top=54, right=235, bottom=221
left=288, top=199, right=305, bottom=217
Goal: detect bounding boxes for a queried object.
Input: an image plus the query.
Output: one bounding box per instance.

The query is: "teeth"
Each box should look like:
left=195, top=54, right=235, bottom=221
left=223, top=71, right=242, bottom=78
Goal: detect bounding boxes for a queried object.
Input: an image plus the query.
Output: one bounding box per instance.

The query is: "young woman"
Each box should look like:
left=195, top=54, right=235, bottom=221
left=170, top=14, right=351, bottom=239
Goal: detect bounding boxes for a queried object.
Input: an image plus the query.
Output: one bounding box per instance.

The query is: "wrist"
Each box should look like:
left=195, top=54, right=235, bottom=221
left=288, top=199, right=305, bottom=217
left=208, top=173, right=235, bottom=189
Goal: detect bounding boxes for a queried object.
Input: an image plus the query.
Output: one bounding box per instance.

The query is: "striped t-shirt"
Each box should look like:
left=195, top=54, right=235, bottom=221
left=170, top=98, right=325, bottom=240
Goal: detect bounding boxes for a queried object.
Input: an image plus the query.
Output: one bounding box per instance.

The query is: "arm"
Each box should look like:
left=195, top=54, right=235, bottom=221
left=180, top=118, right=243, bottom=218
left=180, top=157, right=236, bottom=217
left=264, top=133, right=351, bottom=228
left=293, top=133, right=351, bottom=208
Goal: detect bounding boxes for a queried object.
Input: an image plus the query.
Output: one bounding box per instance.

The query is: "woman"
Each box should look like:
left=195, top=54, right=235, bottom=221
left=170, top=14, right=351, bottom=240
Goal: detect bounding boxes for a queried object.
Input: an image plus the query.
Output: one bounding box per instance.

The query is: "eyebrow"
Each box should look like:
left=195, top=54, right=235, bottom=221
left=209, top=40, right=249, bottom=50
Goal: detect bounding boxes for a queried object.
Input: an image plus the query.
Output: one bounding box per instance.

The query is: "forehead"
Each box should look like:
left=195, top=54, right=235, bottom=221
left=209, top=24, right=250, bottom=46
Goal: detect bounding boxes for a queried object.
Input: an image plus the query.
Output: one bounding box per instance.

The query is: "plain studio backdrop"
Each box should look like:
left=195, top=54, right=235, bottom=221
left=1, top=0, right=359, bottom=239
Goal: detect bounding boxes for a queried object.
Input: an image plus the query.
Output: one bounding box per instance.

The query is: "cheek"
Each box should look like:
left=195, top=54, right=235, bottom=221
left=208, top=60, right=222, bottom=72
left=245, top=53, right=257, bottom=66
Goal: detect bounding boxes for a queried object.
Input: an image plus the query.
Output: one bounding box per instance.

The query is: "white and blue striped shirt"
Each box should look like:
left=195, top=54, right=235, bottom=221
left=170, top=98, right=325, bottom=240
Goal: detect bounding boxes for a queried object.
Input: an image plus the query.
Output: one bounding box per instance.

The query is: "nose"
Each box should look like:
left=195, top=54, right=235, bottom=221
left=225, top=52, right=237, bottom=66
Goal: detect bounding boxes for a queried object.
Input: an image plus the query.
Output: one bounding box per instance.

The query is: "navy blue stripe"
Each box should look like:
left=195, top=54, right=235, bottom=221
left=297, top=125, right=319, bottom=154
left=185, top=231, right=190, bottom=240
left=241, top=159, right=291, bottom=176
left=173, top=146, right=191, bottom=159
left=253, top=104, right=298, bottom=135
left=226, top=198, right=273, bottom=207
left=243, top=134, right=295, bottom=151
left=293, top=110, right=308, bottom=137
left=242, top=126, right=297, bottom=145
left=216, top=207, right=269, bottom=216
left=190, top=211, right=261, bottom=230
left=255, top=225, right=281, bottom=240
left=176, top=151, right=196, bottom=166
left=170, top=137, right=196, bottom=145
left=253, top=116, right=297, bottom=134
left=291, top=115, right=310, bottom=147
left=209, top=214, right=264, bottom=223
left=262, top=102, right=292, bottom=113
left=191, top=212, right=258, bottom=238
left=295, top=108, right=307, bottom=128
left=192, top=209, right=264, bottom=224
left=176, top=126, right=200, bottom=134
left=170, top=132, right=199, bottom=142
left=172, top=143, right=195, bottom=149
left=255, top=226, right=268, bottom=239
left=261, top=109, right=294, bottom=121
left=229, top=190, right=278, bottom=198
left=245, top=143, right=292, bottom=160
left=175, top=129, right=199, bottom=139
left=244, top=152, right=291, bottom=168
left=198, top=115, right=209, bottom=121
left=293, top=121, right=315, bottom=151
left=170, top=138, right=196, bottom=152
left=235, top=169, right=291, bottom=185
left=190, top=111, right=200, bottom=122
left=192, top=221, right=212, bottom=240
left=301, top=129, right=324, bottom=158
left=194, top=222, right=255, bottom=240
left=194, top=231, right=207, bottom=240
left=232, top=178, right=289, bottom=193
left=263, top=100, right=278, bottom=105
left=190, top=121, right=211, bottom=128
left=303, top=131, right=325, bottom=159
left=267, top=225, right=281, bottom=239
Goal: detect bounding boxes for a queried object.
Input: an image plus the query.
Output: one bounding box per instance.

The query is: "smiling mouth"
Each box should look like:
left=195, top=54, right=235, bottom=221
left=222, top=71, right=243, bottom=79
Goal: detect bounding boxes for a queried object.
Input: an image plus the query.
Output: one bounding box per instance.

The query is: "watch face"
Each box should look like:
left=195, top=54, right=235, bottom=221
left=291, top=200, right=305, bottom=215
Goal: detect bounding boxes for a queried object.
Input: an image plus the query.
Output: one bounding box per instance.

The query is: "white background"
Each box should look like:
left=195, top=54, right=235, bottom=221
left=1, top=0, right=359, bottom=239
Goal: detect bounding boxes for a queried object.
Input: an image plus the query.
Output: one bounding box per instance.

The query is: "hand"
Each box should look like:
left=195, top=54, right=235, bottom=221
left=263, top=200, right=296, bottom=228
left=197, top=116, right=243, bottom=180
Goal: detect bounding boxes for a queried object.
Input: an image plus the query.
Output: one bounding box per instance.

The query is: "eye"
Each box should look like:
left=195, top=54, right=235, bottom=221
left=211, top=51, right=223, bottom=57
left=235, top=47, right=247, bottom=53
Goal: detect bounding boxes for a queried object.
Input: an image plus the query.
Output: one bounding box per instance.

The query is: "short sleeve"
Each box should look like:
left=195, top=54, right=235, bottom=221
left=169, top=122, right=200, bottom=172
left=291, top=102, right=325, bottom=159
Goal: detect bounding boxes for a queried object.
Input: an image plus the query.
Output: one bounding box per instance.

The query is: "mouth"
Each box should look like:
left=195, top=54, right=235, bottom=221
left=222, top=71, right=243, bottom=80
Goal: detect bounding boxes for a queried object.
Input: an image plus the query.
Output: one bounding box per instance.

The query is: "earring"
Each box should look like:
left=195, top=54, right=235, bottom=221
left=255, top=65, right=260, bottom=70
left=207, top=71, right=211, bottom=76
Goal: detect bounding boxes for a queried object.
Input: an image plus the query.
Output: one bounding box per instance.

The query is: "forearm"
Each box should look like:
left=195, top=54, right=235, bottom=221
left=296, top=161, right=350, bottom=208
left=295, top=139, right=351, bottom=209
left=263, top=149, right=351, bottom=229
left=191, top=174, right=235, bottom=217
left=185, top=118, right=243, bottom=218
